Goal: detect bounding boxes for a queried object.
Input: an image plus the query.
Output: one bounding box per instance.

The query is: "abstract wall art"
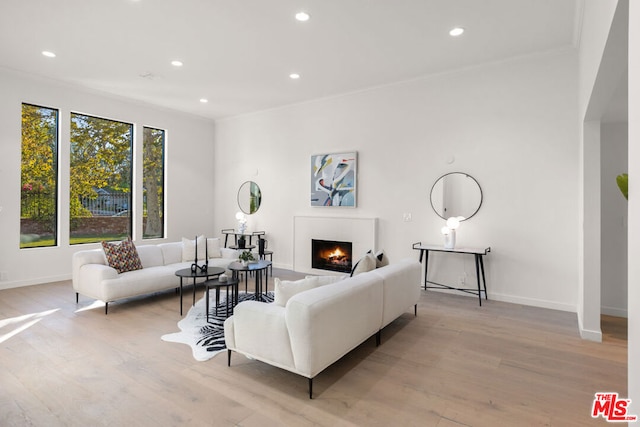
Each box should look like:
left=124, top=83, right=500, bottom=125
left=310, top=151, right=357, bottom=207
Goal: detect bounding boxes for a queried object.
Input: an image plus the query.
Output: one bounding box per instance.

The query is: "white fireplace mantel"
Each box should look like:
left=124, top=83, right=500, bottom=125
left=293, top=216, right=378, bottom=275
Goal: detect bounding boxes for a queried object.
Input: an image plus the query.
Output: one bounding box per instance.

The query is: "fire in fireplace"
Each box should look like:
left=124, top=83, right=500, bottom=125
left=311, top=239, right=353, bottom=273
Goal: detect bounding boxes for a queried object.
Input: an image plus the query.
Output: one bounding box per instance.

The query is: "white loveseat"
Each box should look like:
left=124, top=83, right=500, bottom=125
left=224, top=258, right=421, bottom=398
left=72, top=240, right=238, bottom=314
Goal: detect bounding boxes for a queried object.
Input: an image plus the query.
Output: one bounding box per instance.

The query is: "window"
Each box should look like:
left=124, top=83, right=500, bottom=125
left=20, top=104, right=59, bottom=248
left=143, top=127, right=165, bottom=239
left=69, top=113, right=133, bottom=244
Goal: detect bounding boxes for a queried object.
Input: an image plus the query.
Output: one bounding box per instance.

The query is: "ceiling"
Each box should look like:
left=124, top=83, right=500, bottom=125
left=0, top=0, right=580, bottom=120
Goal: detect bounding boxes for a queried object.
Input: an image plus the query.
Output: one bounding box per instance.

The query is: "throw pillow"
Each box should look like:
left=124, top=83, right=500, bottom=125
left=207, top=238, right=222, bottom=259
left=182, top=235, right=205, bottom=262
left=102, top=237, right=143, bottom=274
left=274, top=276, right=321, bottom=307
left=374, top=250, right=389, bottom=268
left=366, top=249, right=390, bottom=268
left=350, top=252, right=377, bottom=276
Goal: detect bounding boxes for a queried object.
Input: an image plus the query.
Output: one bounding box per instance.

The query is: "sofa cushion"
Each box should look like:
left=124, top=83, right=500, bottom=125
left=158, top=242, right=183, bottom=265
left=207, top=237, right=222, bottom=258
left=305, top=275, right=346, bottom=286
left=136, top=245, right=164, bottom=268
left=274, top=275, right=346, bottom=307
left=101, top=237, right=143, bottom=274
left=182, top=235, right=205, bottom=262
left=350, top=252, right=377, bottom=276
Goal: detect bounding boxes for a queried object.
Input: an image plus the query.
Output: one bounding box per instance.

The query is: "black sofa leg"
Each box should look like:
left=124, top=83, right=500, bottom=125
left=309, top=378, right=313, bottom=399
left=227, top=349, right=232, bottom=367
left=376, top=330, right=381, bottom=347
left=75, top=292, right=79, bottom=303
left=414, top=303, right=417, bottom=316
left=105, top=302, right=108, bottom=315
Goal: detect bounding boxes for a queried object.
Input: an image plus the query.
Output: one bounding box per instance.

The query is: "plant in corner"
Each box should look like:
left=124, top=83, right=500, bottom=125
left=617, top=173, right=628, bottom=200
left=238, top=250, right=255, bottom=265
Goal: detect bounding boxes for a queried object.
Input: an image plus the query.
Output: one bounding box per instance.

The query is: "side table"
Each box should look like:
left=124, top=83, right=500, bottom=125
left=228, top=260, right=272, bottom=301
left=257, top=250, right=274, bottom=276
left=175, top=266, right=224, bottom=315
left=204, top=277, right=239, bottom=321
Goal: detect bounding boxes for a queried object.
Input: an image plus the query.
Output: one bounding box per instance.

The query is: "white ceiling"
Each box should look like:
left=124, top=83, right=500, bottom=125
left=0, top=0, right=580, bottom=120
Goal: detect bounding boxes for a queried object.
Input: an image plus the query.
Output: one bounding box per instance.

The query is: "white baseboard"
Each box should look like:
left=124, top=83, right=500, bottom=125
left=425, top=287, right=576, bottom=313
left=601, top=306, right=628, bottom=318
left=0, top=274, right=72, bottom=291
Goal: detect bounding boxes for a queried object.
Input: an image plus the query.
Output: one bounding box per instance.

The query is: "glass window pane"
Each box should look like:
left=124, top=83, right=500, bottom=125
left=143, top=127, right=165, bottom=239
left=70, top=113, right=133, bottom=244
left=20, top=104, right=59, bottom=248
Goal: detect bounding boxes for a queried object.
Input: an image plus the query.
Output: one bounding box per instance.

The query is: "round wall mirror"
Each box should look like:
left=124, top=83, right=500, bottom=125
left=238, top=181, right=262, bottom=214
left=430, top=172, right=482, bottom=221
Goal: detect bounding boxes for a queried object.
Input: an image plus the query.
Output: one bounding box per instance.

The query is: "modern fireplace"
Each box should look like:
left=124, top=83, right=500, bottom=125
left=311, top=239, right=353, bottom=273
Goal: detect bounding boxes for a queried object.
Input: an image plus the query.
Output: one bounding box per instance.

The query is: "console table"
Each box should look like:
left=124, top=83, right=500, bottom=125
left=221, top=229, right=265, bottom=248
left=412, top=243, right=491, bottom=306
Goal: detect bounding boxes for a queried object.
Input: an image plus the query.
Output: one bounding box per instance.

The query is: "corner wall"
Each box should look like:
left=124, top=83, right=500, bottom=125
left=628, top=0, right=639, bottom=413
left=213, top=49, right=580, bottom=312
left=601, top=122, right=628, bottom=317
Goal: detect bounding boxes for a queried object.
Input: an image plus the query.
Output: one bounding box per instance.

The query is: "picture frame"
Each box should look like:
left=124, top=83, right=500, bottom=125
left=310, top=151, right=357, bottom=207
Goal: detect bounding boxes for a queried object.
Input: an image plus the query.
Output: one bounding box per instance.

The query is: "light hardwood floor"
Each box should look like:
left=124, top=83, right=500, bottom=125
left=0, top=269, right=627, bottom=426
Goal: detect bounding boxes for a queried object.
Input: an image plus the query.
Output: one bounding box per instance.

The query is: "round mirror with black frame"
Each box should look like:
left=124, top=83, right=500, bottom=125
left=237, top=181, right=262, bottom=215
left=430, top=172, right=482, bottom=221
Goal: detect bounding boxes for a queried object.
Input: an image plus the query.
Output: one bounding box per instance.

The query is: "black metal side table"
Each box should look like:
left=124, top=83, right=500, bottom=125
left=175, top=266, right=224, bottom=315
left=204, top=277, right=239, bottom=320
left=228, top=260, right=272, bottom=301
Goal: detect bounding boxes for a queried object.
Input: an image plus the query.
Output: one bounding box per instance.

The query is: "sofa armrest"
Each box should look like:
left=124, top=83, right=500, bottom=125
left=224, top=301, right=294, bottom=368
left=286, top=273, right=383, bottom=377
left=74, top=264, right=118, bottom=299
left=373, top=259, right=421, bottom=328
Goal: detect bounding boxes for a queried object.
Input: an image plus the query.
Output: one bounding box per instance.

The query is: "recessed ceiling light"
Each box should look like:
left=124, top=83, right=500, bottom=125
left=295, top=11, right=310, bottom=22
left=42, top=51, right=56, bottom=58
left=449, top=27, right=465, bottom=37
left=171, top=60, right=183, bottom=67
left=199, top=98, right=208, bottom=103
left=289, top=73, right=301, bottom=80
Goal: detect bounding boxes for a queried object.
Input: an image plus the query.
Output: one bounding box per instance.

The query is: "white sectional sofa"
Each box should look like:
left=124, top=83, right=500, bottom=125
left=224, top=258, right=421, bottom=398
left=72, top=240, right=238, bottom=314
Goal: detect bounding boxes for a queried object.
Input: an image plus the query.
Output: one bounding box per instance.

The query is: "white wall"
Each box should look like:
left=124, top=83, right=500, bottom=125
left=0, top=68, right=216, bottom=289
left=600, top=123, right=627, bottom=317
left=579, top=0, right=620, bottom=119
left=213, top=49, right=580, bottom=311
left=577, top=0, right=622, bottom=341
left=628, top=0, right=639, bottom=414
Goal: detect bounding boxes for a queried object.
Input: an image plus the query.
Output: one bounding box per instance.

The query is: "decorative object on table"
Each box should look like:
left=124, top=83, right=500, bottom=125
left=258, top=237, right=267, bottom=255
left=430, top=172, right=483, bottom=220
left=190, top=234, right=209, bottom=274
left=238, top=250, right=255, bottom=266
left=161, top=291, right=274, bottom=361
left=617, top=173, right=628, bottom=200
left=441, top=216, right=462, bottom=249
left=219, top=273, right=228, bottom=283
left=310, top=151, right=357, bottom=207
left=237, top=181, right=262, bottom=214
left=235, top=211, right=247, bottom=234
left=237, top=235, right=246, bottom=249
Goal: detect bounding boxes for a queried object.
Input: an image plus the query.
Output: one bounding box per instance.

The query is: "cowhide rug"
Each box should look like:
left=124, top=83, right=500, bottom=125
left=161, top=291, right=273, bottom=361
